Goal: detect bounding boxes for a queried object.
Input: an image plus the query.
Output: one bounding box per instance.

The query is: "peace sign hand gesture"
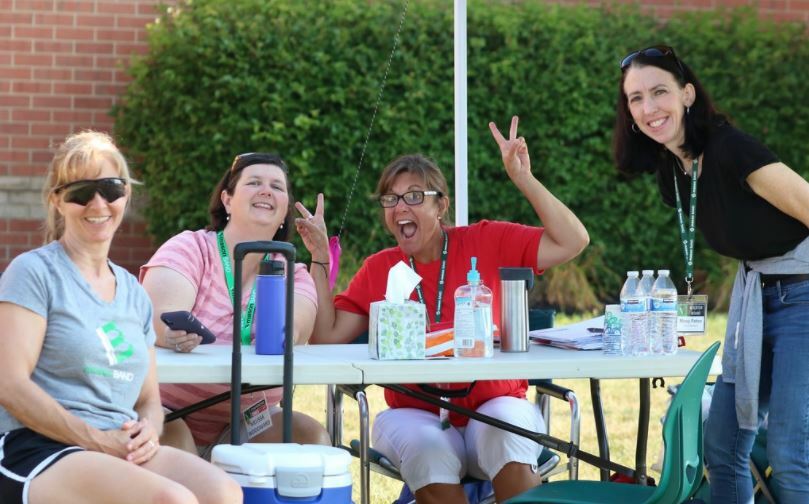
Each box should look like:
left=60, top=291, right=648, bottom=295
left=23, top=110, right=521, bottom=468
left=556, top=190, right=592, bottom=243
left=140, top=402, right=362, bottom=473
left=489, top=115, right=532, bottom=182
left=295, top=193, right=330, bottom=263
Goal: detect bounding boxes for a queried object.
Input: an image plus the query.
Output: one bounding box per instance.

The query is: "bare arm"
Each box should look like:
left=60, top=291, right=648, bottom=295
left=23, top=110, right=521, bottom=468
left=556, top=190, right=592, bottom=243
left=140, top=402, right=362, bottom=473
left=295, top=194, right=369, bottom=344
left=141, top=266, right=200, bottom=350
left=292, top=293, right=317, bottom=344
left=747, top=162, right=809, bottom=229
left=489, top=116, right=590, bottom=270
left=124, top=347, right=164, bottom=464
left=0, top=302, right=131, bottom=457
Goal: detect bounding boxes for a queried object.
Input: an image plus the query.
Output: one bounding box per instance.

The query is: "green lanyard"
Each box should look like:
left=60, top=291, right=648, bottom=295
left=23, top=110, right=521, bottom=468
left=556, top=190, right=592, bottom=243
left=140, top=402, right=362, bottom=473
left=217, top=231, right=256, bottom=345
left=408, top=230, right=448, bottom=324
left=673, top=159, right=699, bottom=296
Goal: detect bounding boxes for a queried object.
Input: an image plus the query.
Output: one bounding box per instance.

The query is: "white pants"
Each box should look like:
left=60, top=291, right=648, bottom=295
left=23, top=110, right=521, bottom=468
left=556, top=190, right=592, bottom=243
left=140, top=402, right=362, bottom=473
left=371, top=396, right=544, bottom=492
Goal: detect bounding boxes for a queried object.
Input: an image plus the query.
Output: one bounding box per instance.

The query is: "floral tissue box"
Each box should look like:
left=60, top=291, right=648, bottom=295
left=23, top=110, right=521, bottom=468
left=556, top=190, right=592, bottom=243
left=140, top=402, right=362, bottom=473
left=368, top=300, right=426, bottom=360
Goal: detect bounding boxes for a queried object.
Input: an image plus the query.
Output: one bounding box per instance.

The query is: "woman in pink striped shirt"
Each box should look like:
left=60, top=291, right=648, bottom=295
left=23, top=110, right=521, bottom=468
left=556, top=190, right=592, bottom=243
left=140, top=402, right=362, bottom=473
left=140, top=153, right=329, bottom=456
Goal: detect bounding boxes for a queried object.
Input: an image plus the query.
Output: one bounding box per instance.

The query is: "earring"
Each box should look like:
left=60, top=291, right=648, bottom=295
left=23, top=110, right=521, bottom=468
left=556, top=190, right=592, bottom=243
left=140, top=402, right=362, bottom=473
left=631, top=123, right=640, bottom=133
left=279, top=223, right=284, bottom=229
left=226, top=213, right=230, bottom=221
left=686, top=106, right=690, bottom=115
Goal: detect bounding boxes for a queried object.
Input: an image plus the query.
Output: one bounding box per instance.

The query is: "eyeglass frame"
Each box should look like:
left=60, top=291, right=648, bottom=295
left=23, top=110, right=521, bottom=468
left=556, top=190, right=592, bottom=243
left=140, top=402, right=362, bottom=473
left=620, top=45, right=685, bottom=76
left=53, top=177, right=128, bottom=206
left=377, top=190, right=442, bottom=208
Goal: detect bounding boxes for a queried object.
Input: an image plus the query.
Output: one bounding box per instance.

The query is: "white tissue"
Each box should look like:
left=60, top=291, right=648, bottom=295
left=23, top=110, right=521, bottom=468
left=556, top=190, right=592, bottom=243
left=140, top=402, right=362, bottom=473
left=385, top=261, right=422, bottom=304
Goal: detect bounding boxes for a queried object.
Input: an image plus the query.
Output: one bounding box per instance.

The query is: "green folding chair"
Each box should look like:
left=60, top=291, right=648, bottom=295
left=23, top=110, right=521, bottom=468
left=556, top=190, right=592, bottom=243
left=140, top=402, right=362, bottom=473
left=506, top=341, right=720, bottom=504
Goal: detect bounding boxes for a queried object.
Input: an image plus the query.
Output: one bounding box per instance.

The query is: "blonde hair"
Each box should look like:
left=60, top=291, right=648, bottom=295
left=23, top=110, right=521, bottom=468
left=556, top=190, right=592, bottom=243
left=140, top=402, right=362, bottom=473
left=43, top=131, right=132, bottom=242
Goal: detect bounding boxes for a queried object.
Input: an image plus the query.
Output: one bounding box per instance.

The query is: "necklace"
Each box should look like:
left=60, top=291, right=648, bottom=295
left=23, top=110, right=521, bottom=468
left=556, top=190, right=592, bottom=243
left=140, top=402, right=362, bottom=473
left=678, top=155, right=700, bottom=176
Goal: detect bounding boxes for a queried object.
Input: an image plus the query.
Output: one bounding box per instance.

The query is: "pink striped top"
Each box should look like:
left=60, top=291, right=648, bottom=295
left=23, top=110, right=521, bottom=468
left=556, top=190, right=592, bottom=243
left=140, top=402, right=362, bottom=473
left=140, top=229, right=317, bottom=445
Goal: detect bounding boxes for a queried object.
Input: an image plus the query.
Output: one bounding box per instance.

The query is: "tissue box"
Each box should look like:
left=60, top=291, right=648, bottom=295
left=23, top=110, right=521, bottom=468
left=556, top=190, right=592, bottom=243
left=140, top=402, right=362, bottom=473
left=369, top=300, right=427, bottom=360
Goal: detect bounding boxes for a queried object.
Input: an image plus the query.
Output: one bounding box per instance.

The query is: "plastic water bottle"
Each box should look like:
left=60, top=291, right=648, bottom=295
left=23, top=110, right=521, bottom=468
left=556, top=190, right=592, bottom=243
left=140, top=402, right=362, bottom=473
left=638, top=269, right=655, bottom=351
left=650, top=269, right=678, bottom=355
left=255, top=259, right=286, bottom=355
left=620, top=271, right=647, bottom=356
left=602, top=304, right=623, bottom=355
left=454, top=257, right=493, bottom=358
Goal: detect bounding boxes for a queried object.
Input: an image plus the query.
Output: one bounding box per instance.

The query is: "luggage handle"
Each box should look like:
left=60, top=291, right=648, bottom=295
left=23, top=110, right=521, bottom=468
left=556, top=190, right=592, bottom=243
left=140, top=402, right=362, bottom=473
left=232, top=241, right=296, bottom=445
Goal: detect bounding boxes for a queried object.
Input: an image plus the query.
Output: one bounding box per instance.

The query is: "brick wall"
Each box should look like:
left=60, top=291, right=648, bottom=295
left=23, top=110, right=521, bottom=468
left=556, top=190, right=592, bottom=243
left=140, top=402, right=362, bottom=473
left=552, top=0, right=809, bottom=23
left=0, top=0, right=175, bottom=273
left=2, top=0, right=808, bottom=274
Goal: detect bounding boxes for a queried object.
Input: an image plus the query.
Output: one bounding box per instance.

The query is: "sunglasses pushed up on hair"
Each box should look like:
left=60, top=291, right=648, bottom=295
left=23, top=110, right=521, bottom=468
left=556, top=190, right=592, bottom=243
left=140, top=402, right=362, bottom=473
left=620, top=45, right=684, bottom=75
left=55, top=177, right=128, bottom=206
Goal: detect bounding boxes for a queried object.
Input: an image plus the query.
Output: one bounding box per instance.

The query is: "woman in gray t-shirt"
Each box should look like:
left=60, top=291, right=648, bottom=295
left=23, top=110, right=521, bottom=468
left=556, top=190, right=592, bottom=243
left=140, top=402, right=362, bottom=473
left=0, top=131, right=242, bottom=504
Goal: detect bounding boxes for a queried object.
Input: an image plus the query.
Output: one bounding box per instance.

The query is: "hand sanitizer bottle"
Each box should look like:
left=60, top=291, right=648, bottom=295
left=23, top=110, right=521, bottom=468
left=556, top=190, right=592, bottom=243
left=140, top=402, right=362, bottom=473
left=454, top=257, right=493, bottom=358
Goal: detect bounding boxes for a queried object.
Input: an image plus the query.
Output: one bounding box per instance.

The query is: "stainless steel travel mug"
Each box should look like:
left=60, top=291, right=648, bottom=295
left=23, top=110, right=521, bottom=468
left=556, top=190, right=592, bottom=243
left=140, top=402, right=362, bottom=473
left=499, top=267, right=533, bottom=352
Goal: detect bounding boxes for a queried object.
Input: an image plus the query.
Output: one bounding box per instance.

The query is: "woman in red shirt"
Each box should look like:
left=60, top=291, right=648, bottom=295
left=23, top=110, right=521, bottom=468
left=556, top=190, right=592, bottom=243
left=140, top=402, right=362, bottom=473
left=296, top=117, right=589, bottom=503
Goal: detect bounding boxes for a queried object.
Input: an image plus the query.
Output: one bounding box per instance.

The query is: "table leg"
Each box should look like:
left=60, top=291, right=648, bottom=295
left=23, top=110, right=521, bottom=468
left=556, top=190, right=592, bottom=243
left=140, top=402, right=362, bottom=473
left=357, top=389, right=370, bottom=504
left=326, top=384, right=342, bottom=447
left=590, top=378, right=610, bottom=482
left=635, top=378, right=650, bottom=485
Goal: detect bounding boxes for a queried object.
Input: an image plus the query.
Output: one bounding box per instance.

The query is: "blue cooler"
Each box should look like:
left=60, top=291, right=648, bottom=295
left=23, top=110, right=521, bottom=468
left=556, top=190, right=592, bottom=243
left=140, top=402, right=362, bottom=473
left=212, top=443, right=352, bottom=504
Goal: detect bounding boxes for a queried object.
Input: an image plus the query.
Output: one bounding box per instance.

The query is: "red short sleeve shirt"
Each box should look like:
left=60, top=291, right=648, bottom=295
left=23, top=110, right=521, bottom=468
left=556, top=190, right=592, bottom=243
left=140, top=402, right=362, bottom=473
left=334, top=220, right=543, bottom=426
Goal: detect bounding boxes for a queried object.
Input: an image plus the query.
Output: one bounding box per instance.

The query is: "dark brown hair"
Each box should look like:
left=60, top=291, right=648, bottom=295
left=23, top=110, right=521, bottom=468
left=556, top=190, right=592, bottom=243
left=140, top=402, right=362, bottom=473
left=207, top=152, right=295, bottom=241
left=613, top=47, right=725, bottom=176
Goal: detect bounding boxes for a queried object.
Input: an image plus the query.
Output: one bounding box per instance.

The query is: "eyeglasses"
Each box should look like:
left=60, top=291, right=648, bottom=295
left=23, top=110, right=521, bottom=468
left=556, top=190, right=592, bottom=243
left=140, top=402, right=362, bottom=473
left=378, top=190, right=441, bottom=208
left=55, top=177, right=128, bottom=206
left=620, top=45, right=684, bottom=75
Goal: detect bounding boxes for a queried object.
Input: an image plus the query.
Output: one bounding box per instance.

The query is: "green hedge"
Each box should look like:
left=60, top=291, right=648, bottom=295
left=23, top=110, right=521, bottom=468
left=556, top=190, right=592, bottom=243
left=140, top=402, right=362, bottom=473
left=114, top=0, right=809, bottom=309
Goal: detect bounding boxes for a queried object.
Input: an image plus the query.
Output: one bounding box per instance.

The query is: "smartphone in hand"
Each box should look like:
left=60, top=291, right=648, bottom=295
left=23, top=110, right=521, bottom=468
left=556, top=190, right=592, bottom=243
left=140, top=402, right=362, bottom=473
left=160, top=310, right=216, bottom=344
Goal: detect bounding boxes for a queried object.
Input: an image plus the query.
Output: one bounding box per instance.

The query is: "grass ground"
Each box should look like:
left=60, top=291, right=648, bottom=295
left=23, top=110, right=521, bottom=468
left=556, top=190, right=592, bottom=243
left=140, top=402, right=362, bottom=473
left=292, top=313, right=727, bottom=503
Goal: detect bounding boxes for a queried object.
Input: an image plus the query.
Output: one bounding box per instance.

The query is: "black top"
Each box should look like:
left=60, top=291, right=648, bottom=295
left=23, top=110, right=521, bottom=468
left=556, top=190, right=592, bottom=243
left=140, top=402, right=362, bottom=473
left=657, top=123, right=808, bottom=260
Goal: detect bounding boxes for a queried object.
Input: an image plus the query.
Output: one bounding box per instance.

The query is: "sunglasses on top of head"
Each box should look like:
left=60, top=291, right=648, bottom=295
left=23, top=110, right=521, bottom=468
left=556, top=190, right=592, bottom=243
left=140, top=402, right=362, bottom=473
left=230, top=152, right=288, bottom=175
left=620, top=45, right=684, bottom=75
left=55, top=177, right=128, bottom=206
left=378, top=190, right=441, bottom=208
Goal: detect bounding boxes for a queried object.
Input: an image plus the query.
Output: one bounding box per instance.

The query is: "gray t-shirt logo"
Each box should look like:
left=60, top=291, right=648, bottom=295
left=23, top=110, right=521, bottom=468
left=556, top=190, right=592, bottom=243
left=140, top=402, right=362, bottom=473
left=96, top=321, right=135, bottom=367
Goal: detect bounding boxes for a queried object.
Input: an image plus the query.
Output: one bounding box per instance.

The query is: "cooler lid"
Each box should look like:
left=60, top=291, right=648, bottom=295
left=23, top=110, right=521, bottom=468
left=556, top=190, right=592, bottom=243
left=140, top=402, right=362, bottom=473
left=211, top=443, right=352, bottom=477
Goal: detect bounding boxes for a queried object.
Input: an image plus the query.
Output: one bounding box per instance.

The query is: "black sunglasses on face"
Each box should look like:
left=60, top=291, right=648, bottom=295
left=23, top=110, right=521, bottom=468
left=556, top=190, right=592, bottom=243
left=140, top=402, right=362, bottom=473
left=620, top=45, right=684, bottom=75
left=55, top=177, right=128, bottom=206
left=378, top=190, right=441, bottom=208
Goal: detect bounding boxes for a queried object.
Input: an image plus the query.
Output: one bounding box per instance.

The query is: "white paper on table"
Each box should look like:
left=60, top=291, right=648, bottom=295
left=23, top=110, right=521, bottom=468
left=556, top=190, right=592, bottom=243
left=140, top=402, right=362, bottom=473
left=529, top=315, right=604, bottom=350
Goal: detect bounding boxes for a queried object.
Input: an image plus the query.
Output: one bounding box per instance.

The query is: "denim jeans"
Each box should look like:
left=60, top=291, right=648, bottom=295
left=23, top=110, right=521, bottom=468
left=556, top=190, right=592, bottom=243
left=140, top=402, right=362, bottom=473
left=705, top=279, right=809, bottom=504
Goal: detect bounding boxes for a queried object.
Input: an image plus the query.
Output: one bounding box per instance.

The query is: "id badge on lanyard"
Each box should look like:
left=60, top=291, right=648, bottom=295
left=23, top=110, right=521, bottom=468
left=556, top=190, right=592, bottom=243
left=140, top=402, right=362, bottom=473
left=673, top=159, right=708, bottom=338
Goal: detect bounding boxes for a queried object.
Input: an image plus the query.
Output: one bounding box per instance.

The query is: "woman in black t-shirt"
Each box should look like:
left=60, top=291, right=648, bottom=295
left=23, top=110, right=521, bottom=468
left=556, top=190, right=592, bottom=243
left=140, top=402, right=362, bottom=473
left=613, top=46, right=809, bottom=504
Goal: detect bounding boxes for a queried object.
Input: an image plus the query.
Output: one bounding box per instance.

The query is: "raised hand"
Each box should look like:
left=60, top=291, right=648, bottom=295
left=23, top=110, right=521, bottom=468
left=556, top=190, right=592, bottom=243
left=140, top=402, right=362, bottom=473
left=294, top=193, right=329, bottom=262
left=489, top=115, right=532, bottom=181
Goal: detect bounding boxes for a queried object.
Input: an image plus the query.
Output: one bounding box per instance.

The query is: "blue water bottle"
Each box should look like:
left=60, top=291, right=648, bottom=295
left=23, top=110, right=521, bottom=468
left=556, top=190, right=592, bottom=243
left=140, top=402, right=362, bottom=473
left=255, top=259, right=286, bottom=355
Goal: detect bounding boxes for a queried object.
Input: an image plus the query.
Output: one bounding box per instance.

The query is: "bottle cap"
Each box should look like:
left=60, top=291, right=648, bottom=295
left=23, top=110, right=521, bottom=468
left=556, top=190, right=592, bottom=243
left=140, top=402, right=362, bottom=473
left=641, top=269, right=654, bottom=276
left=467, top=257, right=481, bottom=284
left=627, top=270, right=639, bottom=277
left=260, top=260, right=285, bottom=275
left=657, top=269, right=670, bottom=276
